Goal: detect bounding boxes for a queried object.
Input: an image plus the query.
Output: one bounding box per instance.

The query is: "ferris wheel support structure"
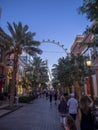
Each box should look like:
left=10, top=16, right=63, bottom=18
left=41, top=39, right=69, bottom=90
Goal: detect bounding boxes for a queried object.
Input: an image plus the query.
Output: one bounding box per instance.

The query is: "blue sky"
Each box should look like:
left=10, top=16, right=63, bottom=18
left=0, top=0, right=91, bottom=70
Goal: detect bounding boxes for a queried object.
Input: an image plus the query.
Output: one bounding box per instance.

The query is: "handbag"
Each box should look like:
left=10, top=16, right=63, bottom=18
left=93, top=115, right=98, bottom=129
left=91, top=110, right=98, bottom=129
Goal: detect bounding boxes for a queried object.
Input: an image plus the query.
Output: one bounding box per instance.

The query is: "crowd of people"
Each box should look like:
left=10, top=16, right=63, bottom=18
left=58, top=92, right=98, bottom=130
left=43, top=89, right=97, bottom=130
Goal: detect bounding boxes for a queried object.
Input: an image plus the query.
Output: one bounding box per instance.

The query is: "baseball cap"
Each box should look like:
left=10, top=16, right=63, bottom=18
left=70, top=93, right=75, bottom=97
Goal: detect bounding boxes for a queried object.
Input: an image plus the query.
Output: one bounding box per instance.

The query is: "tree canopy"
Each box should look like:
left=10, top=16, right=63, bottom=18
left=78, top=0, right=98, bottom=21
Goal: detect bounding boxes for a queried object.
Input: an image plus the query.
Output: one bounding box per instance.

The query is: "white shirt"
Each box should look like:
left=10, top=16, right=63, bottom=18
left=67, top=97, right=78, bottom=114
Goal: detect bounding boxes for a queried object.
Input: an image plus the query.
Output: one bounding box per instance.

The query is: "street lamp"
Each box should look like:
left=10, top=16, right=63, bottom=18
left=86, top=60, right=94, bottom=100
left=86, top=60, right=92, bottom=67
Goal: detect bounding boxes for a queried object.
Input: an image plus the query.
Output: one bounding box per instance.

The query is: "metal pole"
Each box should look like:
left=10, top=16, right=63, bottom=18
left=89, top=67, right=94, bottom=100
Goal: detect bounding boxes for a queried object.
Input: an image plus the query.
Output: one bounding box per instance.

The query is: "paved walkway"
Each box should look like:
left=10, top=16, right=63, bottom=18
left=0, top=98, right=63, bottom=130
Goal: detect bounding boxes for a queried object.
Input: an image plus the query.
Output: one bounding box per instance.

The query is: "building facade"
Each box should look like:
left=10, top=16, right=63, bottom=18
left=0, top=27, right=11, bottom=94
left=71, top=23, right=98, bottom=98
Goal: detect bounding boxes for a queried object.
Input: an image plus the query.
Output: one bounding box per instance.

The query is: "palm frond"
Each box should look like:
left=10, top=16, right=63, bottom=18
left=23, top=25, right=29, bottom=33
left=7, top=22, right=15, bottom=39
left=27, top=47, right=42, bottom=55
left=13, top=22, right=18, bottom=33
left=28, top=40, right=41, bottom=46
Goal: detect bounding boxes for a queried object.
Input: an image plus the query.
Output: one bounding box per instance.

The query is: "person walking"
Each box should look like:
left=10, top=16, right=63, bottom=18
left=54, top=90, right=58, bottom=105
left=77, top=95, right=94, bottom=130
left=58, top=95, right=68, bottom=127
left=49, top=91, right=53, bottom=105
left=67, top=93, right=78, bottom=121
left=45, top=90, right=49, bottom=100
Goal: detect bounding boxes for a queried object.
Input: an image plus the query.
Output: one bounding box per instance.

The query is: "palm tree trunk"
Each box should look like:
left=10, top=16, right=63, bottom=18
left=9, top=53, right=18, bottom=108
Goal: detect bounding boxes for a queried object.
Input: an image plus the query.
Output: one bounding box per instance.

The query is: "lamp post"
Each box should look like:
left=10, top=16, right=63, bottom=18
left=86, top=60, right=94, bottom=100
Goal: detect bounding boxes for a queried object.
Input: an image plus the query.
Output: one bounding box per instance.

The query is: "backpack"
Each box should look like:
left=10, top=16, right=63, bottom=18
left=58, top=100, right=67, bottom=113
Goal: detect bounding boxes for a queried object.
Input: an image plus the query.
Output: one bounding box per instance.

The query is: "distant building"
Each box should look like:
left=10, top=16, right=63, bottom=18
left=17, top=57, right=29, bottom=95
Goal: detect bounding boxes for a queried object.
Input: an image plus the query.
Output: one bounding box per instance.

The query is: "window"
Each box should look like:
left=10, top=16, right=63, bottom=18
left=0, top=47, right=2, bottom=62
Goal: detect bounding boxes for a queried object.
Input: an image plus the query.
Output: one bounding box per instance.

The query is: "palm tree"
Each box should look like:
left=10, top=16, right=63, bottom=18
left=31, top=56, right=49, bottom=88
left=22, top=56, right=49, bottom=94
left=7, top=21, right=42, bottom=108
left=78, top=0, right=98, bottom=59
left=78, top=0, right=98, bottom=22
left=52, top=54, right=88, bottom=96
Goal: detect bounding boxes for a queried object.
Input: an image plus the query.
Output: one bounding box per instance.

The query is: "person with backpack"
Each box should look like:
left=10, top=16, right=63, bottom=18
left=77, top=95, right=94, bottom=130
left=58, top=95, right=68, bottom=127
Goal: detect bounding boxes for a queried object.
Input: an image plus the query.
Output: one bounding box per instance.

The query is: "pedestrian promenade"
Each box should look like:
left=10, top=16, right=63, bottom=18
left=0, top=99, right=25, bottom=117
left=0, top=97, right=64, bottom=130
left=0, top=100, right=11, bottom=117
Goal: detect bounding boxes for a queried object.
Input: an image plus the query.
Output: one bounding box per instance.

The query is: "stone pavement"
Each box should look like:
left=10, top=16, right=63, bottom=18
left=0, top=100, right=11, bottom=117
left=0, top=98, right=64, bottom=130
left=0, top=100, right=25, bottom=118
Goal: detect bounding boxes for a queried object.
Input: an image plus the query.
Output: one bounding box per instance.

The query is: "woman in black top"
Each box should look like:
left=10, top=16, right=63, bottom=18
left=77, top=95, right=94, bottom=130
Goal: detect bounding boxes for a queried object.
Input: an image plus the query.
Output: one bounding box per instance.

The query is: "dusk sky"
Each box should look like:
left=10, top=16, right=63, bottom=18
left=0, top=0, right=91, bottom=70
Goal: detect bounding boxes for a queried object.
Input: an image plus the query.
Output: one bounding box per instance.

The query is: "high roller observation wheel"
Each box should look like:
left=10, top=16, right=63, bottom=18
left=41, top=39, right=68, bottom=55
left=40, top=39, right=69, bottom=90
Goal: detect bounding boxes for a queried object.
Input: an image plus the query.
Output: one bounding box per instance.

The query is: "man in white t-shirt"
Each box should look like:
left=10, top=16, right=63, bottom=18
left=67, top=93, right=78, bottom=120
